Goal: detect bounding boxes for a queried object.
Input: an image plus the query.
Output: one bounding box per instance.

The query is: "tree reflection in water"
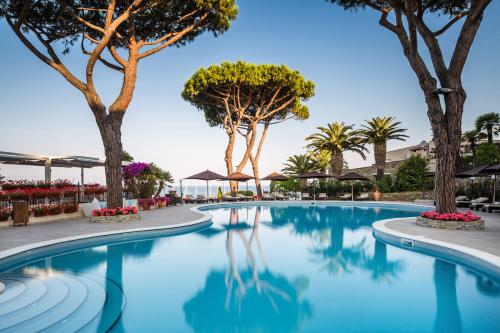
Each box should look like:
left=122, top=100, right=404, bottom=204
left=184, top=207, right=312, bottom=333
left=433, top=260, right=462, bottom=333
left=269, top=205, right=406, bottom=279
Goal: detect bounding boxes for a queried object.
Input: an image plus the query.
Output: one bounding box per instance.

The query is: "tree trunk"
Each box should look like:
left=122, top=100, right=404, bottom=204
left=224, top=134, right=238, bottom=194
left=428, top=90, right=465, bottom=213
left=96, top=111, right=124, bottom=208
left=330, top=150, right=343, bottom=177
left=251, top=159, right=262, bottom=196
left=487, top=125, right=493, bottom=144
left=374, top=141, right=387, bottom=181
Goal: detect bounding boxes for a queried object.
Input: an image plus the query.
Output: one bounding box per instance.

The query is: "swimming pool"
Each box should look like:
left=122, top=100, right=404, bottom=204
left=0, top=202, right=499, bottom=332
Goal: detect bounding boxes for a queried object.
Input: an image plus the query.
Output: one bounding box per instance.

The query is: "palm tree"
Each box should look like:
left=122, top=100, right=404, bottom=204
left=306, top=122, right=367, bottom=177
left=282, top=154, right=317, bottom=176
left=462, top=129, right=486, bottom=160
left=475, top=112, right=500, bottom=144
left=309, top=150, right=331, bottom=173
left=358, top=117, right=408, bottom=180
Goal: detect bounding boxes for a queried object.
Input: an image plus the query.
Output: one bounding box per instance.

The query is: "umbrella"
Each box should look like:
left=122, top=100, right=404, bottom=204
left=337, top=172, right=369, bottom=201
left=227, top=172, right=255, bottom=193
left=261, top=172, right=288, bottom=181
left=184, top=170, right=228, bottom=198
left=456, top=165, right=490, bottom=200
left=481, top=164, right=500, bottom=202
left=296, top=172, right=333, bottom=200
left=261, top=172, right=288, bottom=194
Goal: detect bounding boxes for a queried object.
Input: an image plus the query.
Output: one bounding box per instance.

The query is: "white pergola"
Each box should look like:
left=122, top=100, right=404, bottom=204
left=0, top=151, right=105, bottom=185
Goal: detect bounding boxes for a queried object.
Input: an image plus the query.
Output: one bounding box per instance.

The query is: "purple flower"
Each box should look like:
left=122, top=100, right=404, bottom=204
left=123, top=162, right=150, bottom=179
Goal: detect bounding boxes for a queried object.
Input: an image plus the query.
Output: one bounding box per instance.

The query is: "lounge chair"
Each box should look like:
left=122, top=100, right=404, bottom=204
left=301, top=193, right=310, bottom=200
left=222, top=195, right=238, bottom=202
left=356, top=193, right=369, bottom=201
left=469, top=197, right=489, bottom=210
left=455, top=196, right=470, bottom=208
left=196, top=195, right=208, bottom=203
left=262, top=193, right=275, bottom=201
left=482, top=203, right=500, bottom=213
left=317, top=193, right=327, bottom=200
left=184, top=195, right=197, bottom=204
left=339, top=193, right=352, bottom=200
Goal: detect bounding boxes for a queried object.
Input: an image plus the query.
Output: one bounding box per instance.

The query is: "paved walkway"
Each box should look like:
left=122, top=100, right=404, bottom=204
left=384, top=208, right=500, bottom=257
left=0, top=205, right=204, bottom=253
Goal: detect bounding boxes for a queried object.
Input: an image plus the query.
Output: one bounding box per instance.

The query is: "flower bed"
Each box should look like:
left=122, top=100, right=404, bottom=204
left=90, top=206, right=140, bottom=223
left=417, top=210, right=485, bottom=230
left=0, top=208, right=11, bottom=222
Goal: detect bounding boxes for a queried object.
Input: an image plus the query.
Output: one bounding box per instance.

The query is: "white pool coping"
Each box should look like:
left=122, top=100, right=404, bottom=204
left=0, top=206, right=212, bottom=262
left=372, top=217, right=500, bottom=275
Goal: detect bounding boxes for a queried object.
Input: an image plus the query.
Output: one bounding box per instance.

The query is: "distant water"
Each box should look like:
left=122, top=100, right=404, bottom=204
left=172, top=184, right=270, bottom=196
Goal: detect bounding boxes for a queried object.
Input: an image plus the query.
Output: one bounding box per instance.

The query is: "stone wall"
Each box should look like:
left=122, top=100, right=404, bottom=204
left=378, top=191, right=434, bottom=202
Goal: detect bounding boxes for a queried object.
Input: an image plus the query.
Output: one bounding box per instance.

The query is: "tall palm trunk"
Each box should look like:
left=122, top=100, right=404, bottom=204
left=487, top=125, right=493, bottom=144
left=330, top=150, right=343, bottom=177
left=374, top=141, right=387, bottom=181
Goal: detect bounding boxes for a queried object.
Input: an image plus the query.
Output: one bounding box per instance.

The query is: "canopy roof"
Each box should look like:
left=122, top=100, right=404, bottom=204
left=185, top=169, right=227, bottom=181
left=226, top=172, right=254, bottom=181
left=261, top=172, right=288, bottom=181
left=0, top=151, right=104, bottom=168
left=337, top=172, right=369, bottom=181
left=296, top=172, right=333, bottom=179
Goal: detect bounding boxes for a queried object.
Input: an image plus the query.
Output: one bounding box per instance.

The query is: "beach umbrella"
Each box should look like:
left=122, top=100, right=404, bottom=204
left=261, top=172, right=288, bottom=193
left=296, top=172, right=333, bottom=199
left=227, top=172, right=255, bottom=193
left=456, top=165, right=490, bottom=199
left=481, top=164, right=500, bottom=202
left=185, top=170, right=228, bottom=198
left=337, top=172, right=369, bottom=201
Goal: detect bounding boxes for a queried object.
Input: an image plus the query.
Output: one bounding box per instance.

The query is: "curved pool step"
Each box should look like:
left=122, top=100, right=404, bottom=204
left=0, top=271, right=124, bottom=332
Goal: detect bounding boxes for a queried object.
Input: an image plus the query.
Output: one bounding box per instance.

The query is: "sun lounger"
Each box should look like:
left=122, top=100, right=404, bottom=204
left=455, top=195, right=471, bottom=208
left=196, top=195, right=208, bottom=203
left=184, top=195, right=197, bottom=204
left=301, top=193, right=310, bottom=200
left=339, top=193, right=352, bottom=200
left=262, top=193, right=275, bottom=201
left=356, top=193, right=369, bottom=201
left=222, top=195, right=238, bottom=202
left=469, top=197, right=489, bottom=210
left=482, top=203, right=500, bottom=213
left=317, top=193, right=327, bottom=200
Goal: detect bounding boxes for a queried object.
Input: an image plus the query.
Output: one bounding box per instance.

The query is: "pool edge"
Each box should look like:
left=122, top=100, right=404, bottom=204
left=0, top=207, right=213, bottom=262
left=372, top=217, right=500, bottom=277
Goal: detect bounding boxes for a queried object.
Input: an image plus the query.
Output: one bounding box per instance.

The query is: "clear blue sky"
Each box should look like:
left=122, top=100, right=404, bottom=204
left=0, top=0, right=499, bottom=184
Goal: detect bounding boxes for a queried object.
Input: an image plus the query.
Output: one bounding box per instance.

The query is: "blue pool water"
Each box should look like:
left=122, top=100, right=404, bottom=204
left=0, top=203, right=499, bottom=332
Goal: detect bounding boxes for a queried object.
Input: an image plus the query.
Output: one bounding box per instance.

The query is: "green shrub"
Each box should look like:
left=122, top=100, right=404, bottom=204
left=377, top=175, right=393, bottom=193
left=394, top=155, right=430, bottom=192
left=474, top=143, right=500, bottom=165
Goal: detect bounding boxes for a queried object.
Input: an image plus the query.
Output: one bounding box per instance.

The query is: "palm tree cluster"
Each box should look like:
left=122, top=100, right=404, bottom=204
left=288, top=117, right=408, bottom=180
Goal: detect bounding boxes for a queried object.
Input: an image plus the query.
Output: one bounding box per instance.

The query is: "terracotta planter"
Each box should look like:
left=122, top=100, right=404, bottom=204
left=373, top=190, right=382, bottom=201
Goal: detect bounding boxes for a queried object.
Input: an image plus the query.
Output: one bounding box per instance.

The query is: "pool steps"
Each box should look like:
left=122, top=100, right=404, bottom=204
left=0, top=271, right=123, bottom=332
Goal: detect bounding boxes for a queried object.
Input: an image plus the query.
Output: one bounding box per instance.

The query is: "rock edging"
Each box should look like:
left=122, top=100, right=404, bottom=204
left=416, top=216, right=485, bottom=230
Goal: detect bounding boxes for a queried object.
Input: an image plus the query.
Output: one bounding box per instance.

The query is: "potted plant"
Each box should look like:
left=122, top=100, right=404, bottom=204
left=32, top=206, right=49, bottom=217
left=0, top=208, right=11, bottom=222
left=155, top=197, right=169, bottom=208
left=63, top=203, right=79, bottom=214
left=138, top=198, right=155, bottom=211
left=47, top=205, right=63, bottom=216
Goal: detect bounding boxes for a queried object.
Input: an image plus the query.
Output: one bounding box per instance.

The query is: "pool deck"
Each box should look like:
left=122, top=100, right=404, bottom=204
left=381, top=209, right=500, bottom=257
left=0, top=205, right=207, bottom=257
